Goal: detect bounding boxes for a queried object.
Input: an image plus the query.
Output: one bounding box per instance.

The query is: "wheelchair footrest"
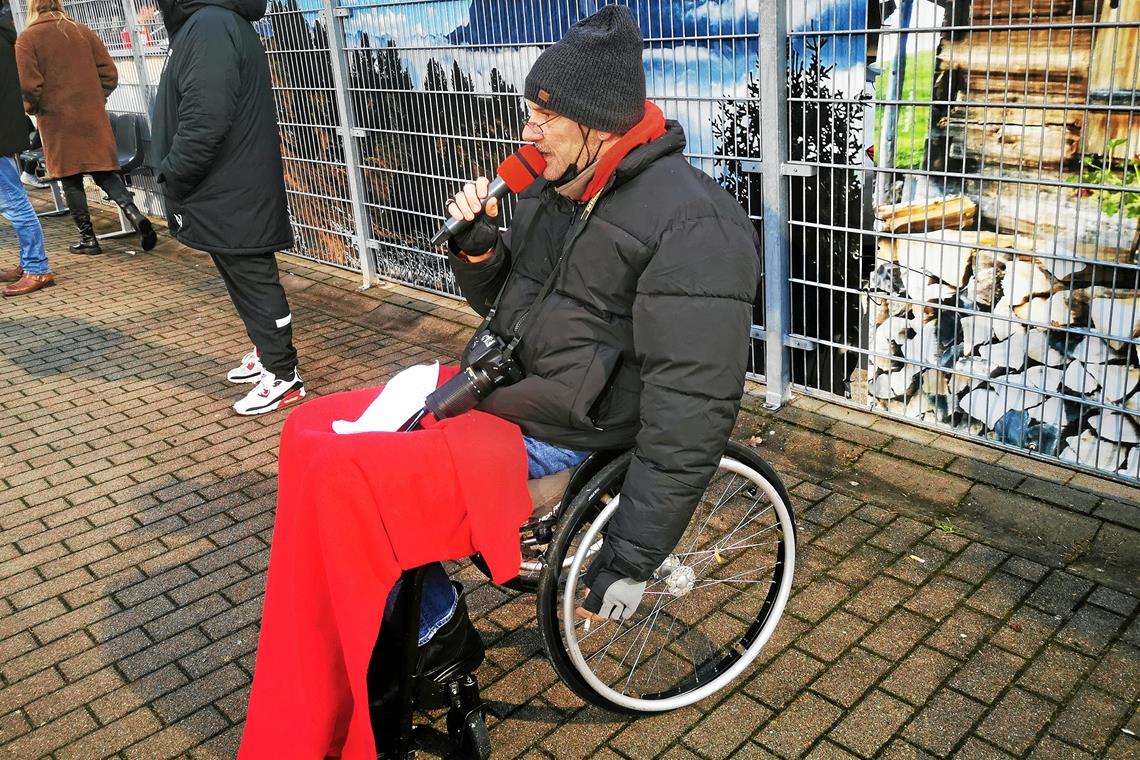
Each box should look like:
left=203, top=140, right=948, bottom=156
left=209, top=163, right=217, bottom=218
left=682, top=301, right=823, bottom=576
left=444, top=674, right=491, bottom=760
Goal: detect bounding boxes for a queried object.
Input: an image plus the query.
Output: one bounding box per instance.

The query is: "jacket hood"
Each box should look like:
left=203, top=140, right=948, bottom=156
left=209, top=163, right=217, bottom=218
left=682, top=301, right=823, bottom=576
left=611, top=120, right=686, bottom=188
left=159, top=0, right=265, bottom=37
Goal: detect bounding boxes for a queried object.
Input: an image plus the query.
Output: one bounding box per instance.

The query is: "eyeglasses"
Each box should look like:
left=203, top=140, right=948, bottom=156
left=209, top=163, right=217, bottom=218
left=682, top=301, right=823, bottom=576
left=523, top=112, right=562, bottom=136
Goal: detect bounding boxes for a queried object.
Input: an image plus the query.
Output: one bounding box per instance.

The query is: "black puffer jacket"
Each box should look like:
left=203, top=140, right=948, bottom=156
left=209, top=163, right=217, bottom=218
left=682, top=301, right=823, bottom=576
left=450, top=123, right=760, bottom=581
left=0, top=15, right=31, bottom=156
left=150, top=0, right=292, bottom=256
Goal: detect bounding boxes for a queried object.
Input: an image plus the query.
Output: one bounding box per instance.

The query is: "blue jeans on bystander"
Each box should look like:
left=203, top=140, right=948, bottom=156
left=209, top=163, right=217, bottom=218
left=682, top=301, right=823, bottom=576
left=0, top=157, right=49, bottom=275
left=384, top=435, right=591, bottom=644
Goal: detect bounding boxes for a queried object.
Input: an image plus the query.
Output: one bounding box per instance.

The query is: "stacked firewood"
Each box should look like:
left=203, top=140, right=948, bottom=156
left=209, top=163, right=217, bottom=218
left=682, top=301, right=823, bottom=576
left=938, top=0, right=1100, bottom=169
left=868, top=194, right=1140, bottom=479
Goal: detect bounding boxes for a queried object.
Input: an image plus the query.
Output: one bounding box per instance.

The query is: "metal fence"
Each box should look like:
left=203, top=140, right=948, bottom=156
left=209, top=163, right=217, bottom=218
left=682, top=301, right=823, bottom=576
left=11, top=0, right=1138, bottom=485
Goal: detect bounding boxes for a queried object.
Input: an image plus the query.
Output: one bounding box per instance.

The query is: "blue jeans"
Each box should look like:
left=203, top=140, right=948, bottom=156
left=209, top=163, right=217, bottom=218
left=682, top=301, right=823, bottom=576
left=386, top=436, right=591, bottom=644
left=0, top=157, right=49, bottom=275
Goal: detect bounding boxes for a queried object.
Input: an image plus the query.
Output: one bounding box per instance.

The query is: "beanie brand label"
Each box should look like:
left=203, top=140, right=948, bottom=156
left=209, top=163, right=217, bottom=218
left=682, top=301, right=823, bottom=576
left=538, top=88, right=551, bottom=103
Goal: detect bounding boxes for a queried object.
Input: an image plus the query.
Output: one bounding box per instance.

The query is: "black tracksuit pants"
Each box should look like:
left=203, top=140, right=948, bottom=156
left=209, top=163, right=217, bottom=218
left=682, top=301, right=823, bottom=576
left=210, top=252, right=298, bottom=378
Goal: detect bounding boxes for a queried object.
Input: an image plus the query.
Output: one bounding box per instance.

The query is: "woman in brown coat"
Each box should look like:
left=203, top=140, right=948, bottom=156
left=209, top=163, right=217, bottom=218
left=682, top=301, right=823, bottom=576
left=16, top=0, right=155, bottom=253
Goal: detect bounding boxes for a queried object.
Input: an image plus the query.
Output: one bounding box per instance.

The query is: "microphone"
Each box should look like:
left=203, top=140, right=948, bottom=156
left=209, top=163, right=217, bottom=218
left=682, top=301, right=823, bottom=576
left=431, top=144, right=546, bottom=247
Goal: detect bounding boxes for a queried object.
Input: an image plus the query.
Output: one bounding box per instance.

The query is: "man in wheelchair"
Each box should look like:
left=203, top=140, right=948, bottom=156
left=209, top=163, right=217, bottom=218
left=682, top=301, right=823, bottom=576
left=375, top=3, right=761, bottom=729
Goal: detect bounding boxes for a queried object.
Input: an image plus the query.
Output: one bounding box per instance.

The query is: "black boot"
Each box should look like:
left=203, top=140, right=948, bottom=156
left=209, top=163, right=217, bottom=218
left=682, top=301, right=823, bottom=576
left=368, top=583, right=486, bottom=755
left=64, top=185, right=102, bottom=255
left=69, top=212, right=102, bottom=255
left=123, top=203, right=157, bottom=251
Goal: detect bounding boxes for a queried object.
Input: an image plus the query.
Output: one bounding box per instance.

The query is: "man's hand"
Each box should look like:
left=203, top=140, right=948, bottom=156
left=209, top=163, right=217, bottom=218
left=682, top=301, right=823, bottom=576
left=577, top=577, right=646, bottom=623
left=447, top=177, right=500, bottom=259
left=576, top=540, right=647, bottom=623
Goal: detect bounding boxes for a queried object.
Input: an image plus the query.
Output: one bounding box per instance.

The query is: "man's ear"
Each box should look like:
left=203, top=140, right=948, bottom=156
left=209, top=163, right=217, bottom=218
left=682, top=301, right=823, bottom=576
left=596, top=130, right=619, bottom=144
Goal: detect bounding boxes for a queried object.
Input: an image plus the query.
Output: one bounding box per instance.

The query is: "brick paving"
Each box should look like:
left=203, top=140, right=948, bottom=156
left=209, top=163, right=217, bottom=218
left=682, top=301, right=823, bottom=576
left=1, top=200, right=1138, bottom=759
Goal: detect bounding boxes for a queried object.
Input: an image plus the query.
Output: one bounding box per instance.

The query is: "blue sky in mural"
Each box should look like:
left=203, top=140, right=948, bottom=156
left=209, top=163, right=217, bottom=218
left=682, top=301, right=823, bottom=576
left=286, top=0, right=874, bottom=155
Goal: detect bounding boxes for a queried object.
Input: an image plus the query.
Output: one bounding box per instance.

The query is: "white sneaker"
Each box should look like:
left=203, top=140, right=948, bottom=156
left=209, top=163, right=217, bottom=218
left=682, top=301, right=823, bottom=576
left=227, top=348, right=263, bottom=384
left=233, top=368, right=305, bottom=416
left=21, top=171, right=49, bottom=189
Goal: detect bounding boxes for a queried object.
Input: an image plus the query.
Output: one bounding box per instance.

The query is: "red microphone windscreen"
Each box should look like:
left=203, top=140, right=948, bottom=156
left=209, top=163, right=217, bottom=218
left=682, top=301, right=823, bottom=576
left=497, top=144, right=547, bottom=192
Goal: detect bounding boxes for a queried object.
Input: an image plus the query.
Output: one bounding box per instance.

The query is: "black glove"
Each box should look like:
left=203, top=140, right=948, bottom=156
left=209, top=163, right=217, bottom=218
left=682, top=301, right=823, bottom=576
left=447, top=201, right=500, bottom=256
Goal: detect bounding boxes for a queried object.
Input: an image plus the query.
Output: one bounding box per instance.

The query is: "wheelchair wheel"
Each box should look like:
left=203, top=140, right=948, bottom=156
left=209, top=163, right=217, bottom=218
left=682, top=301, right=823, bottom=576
left=535, top=441, right=796, bottom=714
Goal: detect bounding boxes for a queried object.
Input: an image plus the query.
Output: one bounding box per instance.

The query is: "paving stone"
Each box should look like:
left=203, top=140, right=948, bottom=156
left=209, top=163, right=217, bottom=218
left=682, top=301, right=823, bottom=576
left=902, top=688, right=986, bottom=756
left=809, top=646, right=892, bottom=708
left=787, top=577, right=852, bottom=624
left=1056, top=603, right=1126, bottom=656
left=966, top=572, right=1034, bottom=619
left=679, top=693, right=771, bottom=760
left=868, top=516, right=931, bottom=554
left=1026, top=571, right=1095, bottom=617
left=1048, top=687, right=1131, bottom=754
left=949, top=647, right=1025, bottom=704
left=844, top=575, right=915, bottom=624
left=803, top=492, right=863, bottom=528
left=755, top=691, right=843, bottom=758
left=536, top=706, right=623, bottom=760
left=1015, top=644, right=1096, bottom=703
left=977, top=688, right=1056, bottom=755
left=881, top=645, right=959, bottom=706
left=814, top=515, right=880, bottom=557
left=745, top=647, right=826, bottom=710
left=608, top=704, right=704, bottom=760
left=1027, top=736, right=1098, bottom=760
left=826, top=543, right=896, bottom=586
left=990, top=605, right=1064, bottom=659
left=1088, top=644, right=1140, bottom=701
left=885, top=545, right=951, bottom=586
left=953, top=737, right=1018, bottom=759
left=921, top=528, right=970, bottom=554
left=830, top=689, right=913, bottom=757
left=947, top=458, right=1026, bottom=491
left=903, top=575, right=974, bottom=622
left=862, top=609, right=935, bottom=661
left=1104, top=732, right=1140, bottom=760
left=796, top=610, right=872, bottom=663
left=942, top=543, right=1009, bottom=585
left=1087, top=586, right=1138, bottom=617
left=926, top=607, right=1000, bottom=661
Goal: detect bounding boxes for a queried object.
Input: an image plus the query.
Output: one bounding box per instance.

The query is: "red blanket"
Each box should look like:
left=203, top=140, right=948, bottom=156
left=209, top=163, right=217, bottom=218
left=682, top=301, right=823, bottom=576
left=238, top=376, right=531, bottom=759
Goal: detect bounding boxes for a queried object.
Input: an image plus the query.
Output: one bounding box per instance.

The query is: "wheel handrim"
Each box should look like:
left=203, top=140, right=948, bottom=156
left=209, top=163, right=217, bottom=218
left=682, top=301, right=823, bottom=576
left=558, top=456, right=796, bottom=712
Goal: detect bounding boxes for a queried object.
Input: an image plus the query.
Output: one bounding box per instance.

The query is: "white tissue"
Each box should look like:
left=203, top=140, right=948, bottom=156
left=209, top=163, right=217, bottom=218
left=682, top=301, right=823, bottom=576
left=331, top=362, right=440, bottom=434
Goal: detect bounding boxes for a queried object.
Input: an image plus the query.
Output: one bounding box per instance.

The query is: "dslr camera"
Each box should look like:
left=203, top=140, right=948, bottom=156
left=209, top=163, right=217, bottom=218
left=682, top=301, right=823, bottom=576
left=425, top=330, right=523, bottom=419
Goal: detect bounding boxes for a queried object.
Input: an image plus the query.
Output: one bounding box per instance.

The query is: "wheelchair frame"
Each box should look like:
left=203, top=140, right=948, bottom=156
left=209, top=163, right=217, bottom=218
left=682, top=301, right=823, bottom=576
left=382, top=440, right=796, bottom=758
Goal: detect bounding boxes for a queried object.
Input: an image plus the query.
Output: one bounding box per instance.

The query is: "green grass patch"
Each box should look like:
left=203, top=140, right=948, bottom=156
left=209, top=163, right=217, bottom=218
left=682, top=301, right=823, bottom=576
left=875, top=49, right=935, bottom=170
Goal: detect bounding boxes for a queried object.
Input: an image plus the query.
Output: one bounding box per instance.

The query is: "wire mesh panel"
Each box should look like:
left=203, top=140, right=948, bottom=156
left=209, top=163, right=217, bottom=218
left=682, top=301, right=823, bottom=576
left=787, top=0, right=1140, bottom=483
left=259, top=1, right=361, bottom=268
left=286, top=0, right=773, bottom=305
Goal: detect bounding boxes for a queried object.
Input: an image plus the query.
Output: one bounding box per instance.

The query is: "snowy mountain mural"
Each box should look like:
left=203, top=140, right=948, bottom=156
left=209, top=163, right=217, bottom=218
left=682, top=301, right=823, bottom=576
left=277, top=0, right=892, bottom=157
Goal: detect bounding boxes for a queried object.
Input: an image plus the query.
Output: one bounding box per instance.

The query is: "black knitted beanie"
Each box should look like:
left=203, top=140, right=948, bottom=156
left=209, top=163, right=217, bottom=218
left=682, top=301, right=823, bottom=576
left=524, top=6, right=646, bottom=133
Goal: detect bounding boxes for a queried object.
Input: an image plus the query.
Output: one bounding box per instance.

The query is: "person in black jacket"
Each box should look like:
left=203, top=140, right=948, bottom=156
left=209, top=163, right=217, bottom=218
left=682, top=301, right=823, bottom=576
left=151, top=0, right=304, bottom=415
left=0, top=0, right=53, bottom=296
left=372, top=6, right=760, bottom=740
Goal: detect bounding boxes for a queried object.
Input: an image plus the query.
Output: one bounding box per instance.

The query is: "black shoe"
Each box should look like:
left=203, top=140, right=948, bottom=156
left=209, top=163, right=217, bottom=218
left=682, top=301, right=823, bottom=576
left=369, top=583, right=486, bottom=757
left=70, top=222, right=102, bottom=255
left=123, top=203, right=157, bottom=251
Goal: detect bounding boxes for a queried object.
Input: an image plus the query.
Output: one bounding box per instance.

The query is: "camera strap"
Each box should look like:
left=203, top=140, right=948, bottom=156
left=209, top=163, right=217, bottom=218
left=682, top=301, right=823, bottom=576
left=502, top=192, right=601, bottom=362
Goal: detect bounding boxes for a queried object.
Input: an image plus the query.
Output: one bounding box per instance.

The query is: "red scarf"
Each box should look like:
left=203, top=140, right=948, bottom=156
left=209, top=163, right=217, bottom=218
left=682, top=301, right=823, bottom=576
left=579, top=100, right=668, bottom=202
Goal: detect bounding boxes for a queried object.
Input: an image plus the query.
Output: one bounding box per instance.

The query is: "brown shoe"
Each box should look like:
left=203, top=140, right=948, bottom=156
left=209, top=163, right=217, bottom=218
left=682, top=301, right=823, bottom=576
left=0, top=265, right=22, bottom=282
left=2, top=272, right=55, bottom=296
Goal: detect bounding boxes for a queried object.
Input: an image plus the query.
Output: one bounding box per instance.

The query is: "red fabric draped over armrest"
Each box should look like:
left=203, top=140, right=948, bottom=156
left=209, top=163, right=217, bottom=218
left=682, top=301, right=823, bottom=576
left=238, top=372, right=531, bottom=759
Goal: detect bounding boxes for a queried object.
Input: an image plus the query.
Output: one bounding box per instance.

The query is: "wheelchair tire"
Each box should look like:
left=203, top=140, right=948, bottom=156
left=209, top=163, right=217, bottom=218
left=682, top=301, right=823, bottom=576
left=535, top=441, right=796, bottom=714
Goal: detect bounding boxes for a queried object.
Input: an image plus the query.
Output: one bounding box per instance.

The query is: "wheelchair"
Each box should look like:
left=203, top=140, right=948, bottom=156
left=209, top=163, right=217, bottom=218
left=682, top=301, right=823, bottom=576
left=383, top=439, right=796, bottom=758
